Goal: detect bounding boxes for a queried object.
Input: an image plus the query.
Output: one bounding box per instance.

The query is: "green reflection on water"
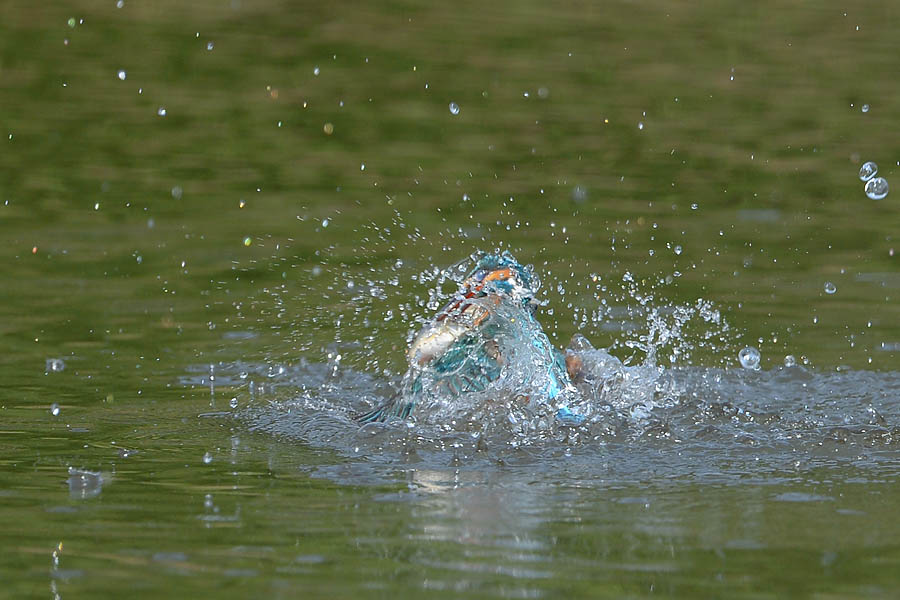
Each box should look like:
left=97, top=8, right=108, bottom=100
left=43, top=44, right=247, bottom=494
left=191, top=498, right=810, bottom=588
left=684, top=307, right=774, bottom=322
left=2, top=1, right=900, bottom=597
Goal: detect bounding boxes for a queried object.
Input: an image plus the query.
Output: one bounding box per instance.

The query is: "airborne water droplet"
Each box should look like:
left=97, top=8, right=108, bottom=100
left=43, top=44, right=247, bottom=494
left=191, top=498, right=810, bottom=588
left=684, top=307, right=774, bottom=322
left=738, top=346, right=760, bottom=370
left=50, top=403, right=60, bottom=416
left=865, top=176, right=889, bottom=200
left=117, top=70, right=126, bottom=80
left=449, top=102, right=460, bottom=115
left=824, top=281, right=836, bottom=294
left=571, top=185, right=588, bottom=203
left=46, top=358, right=65, bottom=372
left=859, top=161, right=878, bottom=181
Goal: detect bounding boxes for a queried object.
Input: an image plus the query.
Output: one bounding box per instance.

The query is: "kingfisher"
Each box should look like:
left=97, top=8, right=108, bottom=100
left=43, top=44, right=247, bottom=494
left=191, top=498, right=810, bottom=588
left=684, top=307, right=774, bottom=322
left=359, top=250, right=583, bottom=425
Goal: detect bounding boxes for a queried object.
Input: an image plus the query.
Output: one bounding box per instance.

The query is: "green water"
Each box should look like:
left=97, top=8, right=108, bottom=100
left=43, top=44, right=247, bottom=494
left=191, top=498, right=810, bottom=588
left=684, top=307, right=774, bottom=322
left=2, top=1, right=900, bottom=597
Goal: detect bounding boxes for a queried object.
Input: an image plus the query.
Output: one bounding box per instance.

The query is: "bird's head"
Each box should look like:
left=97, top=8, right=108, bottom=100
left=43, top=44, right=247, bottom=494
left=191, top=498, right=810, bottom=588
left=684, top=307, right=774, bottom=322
left=461, top=250, right=540, bottom=309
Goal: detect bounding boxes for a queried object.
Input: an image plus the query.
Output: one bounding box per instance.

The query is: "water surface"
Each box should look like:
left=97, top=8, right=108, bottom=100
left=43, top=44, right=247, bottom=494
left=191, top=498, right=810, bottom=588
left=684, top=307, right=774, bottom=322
left=2, top=1, right=900, bottom=597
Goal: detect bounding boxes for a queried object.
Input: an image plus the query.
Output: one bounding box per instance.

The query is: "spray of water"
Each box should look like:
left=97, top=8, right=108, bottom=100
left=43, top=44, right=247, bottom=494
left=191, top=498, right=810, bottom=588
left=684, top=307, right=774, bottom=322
left=196, top=245, right=754, bottom=458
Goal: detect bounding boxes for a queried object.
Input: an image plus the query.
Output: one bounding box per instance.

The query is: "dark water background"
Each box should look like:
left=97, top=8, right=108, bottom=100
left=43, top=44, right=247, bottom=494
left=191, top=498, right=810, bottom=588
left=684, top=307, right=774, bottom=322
left=2, top=1, right=900, bottom=597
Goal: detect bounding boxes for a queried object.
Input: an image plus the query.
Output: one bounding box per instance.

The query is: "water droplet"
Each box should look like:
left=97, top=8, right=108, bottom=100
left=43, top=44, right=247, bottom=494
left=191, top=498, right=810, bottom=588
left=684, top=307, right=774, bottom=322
left=571, top=185, right=588, bottom=203
left=674, top=245, right=683, bottom=255
left=323, top=122, right=334, bottom=135
left=824, top=281, right=836, bottom=294
left=865, top=176, right=889, bottom=200
left=638, top=122, right=644, bottom=130
left=313, top=66, right=320, bottom=76
left=93, top=202, right=100, bottom=210
left=360, top=163, right=365, bottom=171
left=117, top=70, right=126, bottom=81
left=202, top=452, right=212, bottom=464
left=50, top=403, right=60, bottom=416
left=861, top=104, right=870, bottom=113
left=238, top=199, right=246, bottom=208
left=157, top=107, right=167, bottom=117
left=116, top=0, right=124, bottom=7
left=229, top=397, right=238, bottom=409
left=738, top=346, right=761, bottom=370
left=784, top=354, right=796, bottom=367
left=206, top=41, right=214, bottom=51
left=46, top=358, right=65, bottom=372
left=67, top=17, right=76, bottom=28
left=321, top=218, right=329, bottom=228
left=449, top=102, right=460, bottom=115
left=242, top=236, right=252, bottom=247
left=537, top=87, right=549, bottom=98
left=171, top=186, right=183, bottom=199
left=859, top=161, right=878, bottom=181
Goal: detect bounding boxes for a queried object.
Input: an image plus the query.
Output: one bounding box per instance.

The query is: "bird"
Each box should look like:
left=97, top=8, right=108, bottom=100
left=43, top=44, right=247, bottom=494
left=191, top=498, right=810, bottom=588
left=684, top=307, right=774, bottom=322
left=359, top=250, right=582, bottom=425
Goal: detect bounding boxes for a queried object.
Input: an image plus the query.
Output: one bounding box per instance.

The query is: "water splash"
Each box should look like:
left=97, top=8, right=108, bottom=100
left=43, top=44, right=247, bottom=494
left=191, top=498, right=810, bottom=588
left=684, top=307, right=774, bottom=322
left=67, top=467, right=105, bottom=499
left=180, top=240, right=893, bottom=484
left=195, top=249, right=765, bottom=458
